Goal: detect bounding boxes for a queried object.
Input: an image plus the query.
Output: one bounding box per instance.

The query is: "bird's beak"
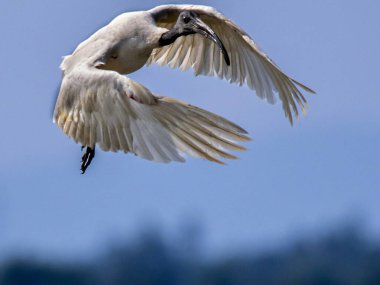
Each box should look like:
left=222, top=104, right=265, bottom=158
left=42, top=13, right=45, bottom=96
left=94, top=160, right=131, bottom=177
left=192, top=18, right=230, bottom=66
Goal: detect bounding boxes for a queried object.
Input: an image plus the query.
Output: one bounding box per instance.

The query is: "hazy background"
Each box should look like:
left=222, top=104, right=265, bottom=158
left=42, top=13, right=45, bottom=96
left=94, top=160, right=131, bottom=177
left=0, top=0, right=379, bottom=273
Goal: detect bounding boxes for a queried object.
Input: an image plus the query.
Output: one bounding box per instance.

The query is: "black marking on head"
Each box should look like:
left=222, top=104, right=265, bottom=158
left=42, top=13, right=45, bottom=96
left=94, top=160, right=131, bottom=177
left=179, top=10, right=197, bottom=24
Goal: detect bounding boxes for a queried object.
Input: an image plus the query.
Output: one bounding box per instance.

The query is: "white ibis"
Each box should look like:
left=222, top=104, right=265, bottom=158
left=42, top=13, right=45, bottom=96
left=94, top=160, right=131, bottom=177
left=53, top=4, right=315, bottom=173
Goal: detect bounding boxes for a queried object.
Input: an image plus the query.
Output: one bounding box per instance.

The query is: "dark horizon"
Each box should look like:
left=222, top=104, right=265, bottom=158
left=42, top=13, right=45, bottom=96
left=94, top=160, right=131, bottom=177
left=1, top=223, right=379, bottom=285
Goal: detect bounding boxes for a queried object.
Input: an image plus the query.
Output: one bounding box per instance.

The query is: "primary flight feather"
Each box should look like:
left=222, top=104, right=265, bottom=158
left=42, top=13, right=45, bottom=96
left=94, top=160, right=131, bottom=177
left=53, top=4, right=314, bottom=173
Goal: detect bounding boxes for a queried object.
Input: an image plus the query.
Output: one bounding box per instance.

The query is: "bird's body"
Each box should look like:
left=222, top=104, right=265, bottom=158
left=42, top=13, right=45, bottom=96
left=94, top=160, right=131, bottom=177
left=62, top=11, right=166, bottom=74
left=53, top=5, right=314, bottom=173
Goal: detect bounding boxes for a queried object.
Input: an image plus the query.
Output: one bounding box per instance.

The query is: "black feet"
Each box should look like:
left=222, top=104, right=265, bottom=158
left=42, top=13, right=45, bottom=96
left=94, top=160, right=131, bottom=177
left=81, top=146, right=95, bottom=174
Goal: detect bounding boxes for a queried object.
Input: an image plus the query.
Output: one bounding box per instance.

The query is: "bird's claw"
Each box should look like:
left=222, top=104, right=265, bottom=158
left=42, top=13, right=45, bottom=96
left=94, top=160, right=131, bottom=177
left=80, top=146, right=95, bottom=174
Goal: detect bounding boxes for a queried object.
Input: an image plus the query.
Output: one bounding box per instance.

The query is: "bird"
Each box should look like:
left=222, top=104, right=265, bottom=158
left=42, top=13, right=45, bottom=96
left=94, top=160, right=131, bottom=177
left=53, top=4, right=315, bottom=174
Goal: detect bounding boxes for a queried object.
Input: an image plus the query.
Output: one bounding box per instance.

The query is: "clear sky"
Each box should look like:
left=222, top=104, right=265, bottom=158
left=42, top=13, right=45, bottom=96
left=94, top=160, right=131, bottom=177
left=0, top=0, right=379, bottom=259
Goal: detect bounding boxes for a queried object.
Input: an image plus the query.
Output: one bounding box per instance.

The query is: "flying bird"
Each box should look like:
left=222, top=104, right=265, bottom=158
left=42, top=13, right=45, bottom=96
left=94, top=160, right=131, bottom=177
left=53, top=4, right=315, bottom=173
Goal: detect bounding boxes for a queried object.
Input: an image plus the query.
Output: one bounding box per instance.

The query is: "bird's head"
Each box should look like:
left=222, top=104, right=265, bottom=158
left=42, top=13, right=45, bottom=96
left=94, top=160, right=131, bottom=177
left=159, top=10, right=230, bottom=65
left=175, top=11, right=202, bottom=35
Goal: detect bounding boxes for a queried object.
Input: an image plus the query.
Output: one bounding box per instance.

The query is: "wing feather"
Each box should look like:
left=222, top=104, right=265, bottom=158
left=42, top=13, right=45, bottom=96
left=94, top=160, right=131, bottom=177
left=54, top=65, right=249, bottom=164
left=148, top=4, right=315, bottom=123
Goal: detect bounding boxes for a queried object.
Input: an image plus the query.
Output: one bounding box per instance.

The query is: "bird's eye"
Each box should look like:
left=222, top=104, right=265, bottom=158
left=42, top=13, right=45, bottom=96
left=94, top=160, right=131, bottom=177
left=183, top=15, right=191, bottom=23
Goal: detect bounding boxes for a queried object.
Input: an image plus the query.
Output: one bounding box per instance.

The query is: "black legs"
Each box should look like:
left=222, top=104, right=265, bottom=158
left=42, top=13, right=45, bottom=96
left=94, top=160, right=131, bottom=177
left=81, top=146, right=95, bottom=174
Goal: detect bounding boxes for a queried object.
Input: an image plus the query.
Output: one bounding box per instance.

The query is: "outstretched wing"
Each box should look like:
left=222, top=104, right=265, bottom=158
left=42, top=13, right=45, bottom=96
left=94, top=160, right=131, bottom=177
left=148, top=4, right=315, bottom=124
left=53, top=65, right=250, bottom=164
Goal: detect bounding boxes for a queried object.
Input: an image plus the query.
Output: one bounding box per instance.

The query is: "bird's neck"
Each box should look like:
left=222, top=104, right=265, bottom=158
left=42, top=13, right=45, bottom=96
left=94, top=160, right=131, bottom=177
left=159, top=27, right=193, bottom=46
left=159, top=28, right=181, bottom=46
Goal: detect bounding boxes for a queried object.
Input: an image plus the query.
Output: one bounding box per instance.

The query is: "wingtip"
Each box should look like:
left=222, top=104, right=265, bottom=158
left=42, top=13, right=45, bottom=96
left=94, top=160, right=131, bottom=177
left=291, top=79, right=316, bottom=94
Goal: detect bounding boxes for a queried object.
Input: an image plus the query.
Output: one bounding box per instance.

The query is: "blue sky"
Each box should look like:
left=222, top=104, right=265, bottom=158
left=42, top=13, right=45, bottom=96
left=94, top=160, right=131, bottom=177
left=0, top=0, right=379, bottom=259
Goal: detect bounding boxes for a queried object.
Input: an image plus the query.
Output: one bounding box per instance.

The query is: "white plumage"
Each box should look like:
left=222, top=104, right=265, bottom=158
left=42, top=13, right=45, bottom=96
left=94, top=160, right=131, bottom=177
left=53, top=4, right=314, bottom=171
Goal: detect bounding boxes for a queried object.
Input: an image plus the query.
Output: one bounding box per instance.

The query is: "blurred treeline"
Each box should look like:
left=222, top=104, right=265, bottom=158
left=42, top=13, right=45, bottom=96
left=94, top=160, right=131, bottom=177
left=1, top=225, right=379, bottom=285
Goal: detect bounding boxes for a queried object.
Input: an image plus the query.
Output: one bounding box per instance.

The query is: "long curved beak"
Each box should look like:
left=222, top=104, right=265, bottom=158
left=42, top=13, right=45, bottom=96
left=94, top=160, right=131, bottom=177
left=192, top=18, right=230, bottom=66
